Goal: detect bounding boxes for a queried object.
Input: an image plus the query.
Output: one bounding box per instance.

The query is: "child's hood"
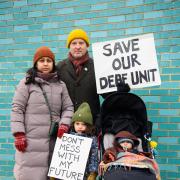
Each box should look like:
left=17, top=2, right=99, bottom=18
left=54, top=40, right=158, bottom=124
left=115, top=131, right=139, bottom=147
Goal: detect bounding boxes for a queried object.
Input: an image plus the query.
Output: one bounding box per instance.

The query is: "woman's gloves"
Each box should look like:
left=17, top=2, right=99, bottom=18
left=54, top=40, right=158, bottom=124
left=87, top=172, right=97, bottom=180
left=57, top=124, right=70, bottom=138
left=14, top=123, right=69, bottom=152
left=14, top=132, right=27, bottom=152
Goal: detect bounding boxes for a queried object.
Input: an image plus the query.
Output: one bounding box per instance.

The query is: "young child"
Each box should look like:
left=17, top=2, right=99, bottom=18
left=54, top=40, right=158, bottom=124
left=70, top=102, right=98, bottom=180
left=102, top=131, right=140, bottom=163
left=99, top=131, right=161, bottom=180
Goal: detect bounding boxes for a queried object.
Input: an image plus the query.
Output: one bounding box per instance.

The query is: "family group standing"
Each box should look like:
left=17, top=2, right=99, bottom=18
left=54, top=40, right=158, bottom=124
left=11, top=28, right=160, bottom=180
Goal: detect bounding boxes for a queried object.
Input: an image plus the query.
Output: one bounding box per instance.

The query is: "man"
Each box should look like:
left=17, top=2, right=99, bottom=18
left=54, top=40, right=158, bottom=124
left=57, top=29, right=101, bottom=129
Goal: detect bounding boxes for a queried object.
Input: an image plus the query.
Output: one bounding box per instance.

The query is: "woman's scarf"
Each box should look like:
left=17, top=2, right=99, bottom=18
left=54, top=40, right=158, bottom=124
left=37, top=72, right=57, bottom=81
left=69, top=52, right=89, bottom=76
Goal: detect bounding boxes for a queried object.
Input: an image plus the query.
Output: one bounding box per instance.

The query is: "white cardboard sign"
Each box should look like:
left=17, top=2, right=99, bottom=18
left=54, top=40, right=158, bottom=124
left=48, top=133, right=92, bottom=180
left=92, top=33, right=161, bottom=94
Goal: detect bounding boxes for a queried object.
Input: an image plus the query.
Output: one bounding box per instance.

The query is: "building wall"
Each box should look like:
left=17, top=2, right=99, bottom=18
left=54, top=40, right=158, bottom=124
left=0, top=0, right=179, bottom=179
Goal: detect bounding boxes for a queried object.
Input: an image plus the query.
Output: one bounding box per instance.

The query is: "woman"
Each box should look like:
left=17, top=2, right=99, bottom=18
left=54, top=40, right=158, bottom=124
left=11, top=46, right=74, bottom=180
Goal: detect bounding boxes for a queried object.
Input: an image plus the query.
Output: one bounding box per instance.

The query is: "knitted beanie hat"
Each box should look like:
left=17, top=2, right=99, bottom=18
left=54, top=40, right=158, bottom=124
left=33, top=46, right=55, bottom=65
left=117, top=138, right=134, bottom=146
left=72, top=102, right=93, bottom=125
left=66, top=29, right=90, bottom=48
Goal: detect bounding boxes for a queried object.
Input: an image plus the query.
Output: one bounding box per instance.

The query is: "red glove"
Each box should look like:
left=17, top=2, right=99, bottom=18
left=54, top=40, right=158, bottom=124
left=57, top=124, right=70, bottom=138
left=14, top=132, right=27, bottom=152
left=108, top=153, right=116, bottom=161
left=103, top=149, right=116, bottom=163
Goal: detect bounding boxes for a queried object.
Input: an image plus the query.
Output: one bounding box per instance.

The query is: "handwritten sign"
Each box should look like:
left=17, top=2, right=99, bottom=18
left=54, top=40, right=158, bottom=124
left=92, top=33, right=161, bottom=94
left=48, top=133, right=92, bottom=180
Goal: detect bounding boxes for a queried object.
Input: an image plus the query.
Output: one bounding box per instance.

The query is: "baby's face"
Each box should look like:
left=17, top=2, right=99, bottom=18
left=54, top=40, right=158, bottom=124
left=120, top=141, right=133, bottom=151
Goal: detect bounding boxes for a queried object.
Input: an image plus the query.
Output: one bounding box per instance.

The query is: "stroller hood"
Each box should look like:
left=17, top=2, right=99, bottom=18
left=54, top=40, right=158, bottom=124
left=100, top=91, right=148, bottom=138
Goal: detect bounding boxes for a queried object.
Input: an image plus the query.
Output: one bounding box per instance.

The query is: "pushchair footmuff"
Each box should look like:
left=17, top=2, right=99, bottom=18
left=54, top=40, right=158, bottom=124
left=101, top=150, right=160, bottom=180
left=104, top=166, right=156, bottom=180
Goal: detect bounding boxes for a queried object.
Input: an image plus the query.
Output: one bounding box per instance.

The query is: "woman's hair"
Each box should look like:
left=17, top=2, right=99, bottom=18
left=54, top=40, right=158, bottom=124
left=25, top=67, right=37, bottom=84
left=71, top=122, right=96, bottom=136
left=25, top=64, right=61, bottom=84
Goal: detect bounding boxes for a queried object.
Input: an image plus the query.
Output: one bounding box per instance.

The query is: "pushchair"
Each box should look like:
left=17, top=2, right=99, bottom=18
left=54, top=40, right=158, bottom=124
left=98, top=84, right=160, bottom=180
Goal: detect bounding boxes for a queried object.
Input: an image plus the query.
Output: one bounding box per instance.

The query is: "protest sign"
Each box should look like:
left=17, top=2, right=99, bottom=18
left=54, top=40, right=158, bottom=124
left=48, top=133, right=92, bottom=180
left=92, top=33, right=161, bottom=94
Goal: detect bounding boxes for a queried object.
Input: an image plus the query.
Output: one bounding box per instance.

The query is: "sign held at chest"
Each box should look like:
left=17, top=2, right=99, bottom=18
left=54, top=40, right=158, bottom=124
left=48, top=133, right=92, bottom=180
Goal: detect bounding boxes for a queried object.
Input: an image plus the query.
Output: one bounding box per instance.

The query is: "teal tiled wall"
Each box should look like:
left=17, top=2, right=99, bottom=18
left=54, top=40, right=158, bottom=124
left=0, top=0, right=179, bottom=179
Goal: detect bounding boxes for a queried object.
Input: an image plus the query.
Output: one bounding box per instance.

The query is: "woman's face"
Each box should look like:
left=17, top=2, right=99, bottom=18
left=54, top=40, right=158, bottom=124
left=120, top=141, right=133, bottom=151
left=74, top=121, right=87, bottom=134
left=36, top=57, right=54, bottom=74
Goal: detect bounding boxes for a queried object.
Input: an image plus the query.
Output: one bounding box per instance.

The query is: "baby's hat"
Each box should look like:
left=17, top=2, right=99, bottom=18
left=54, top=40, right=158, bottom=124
left=115, top=131, right=139, bottom=147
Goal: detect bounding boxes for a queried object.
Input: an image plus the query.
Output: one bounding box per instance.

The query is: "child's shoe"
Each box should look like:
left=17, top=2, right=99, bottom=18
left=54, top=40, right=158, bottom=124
left=87, top=172, right=97, bottom=180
